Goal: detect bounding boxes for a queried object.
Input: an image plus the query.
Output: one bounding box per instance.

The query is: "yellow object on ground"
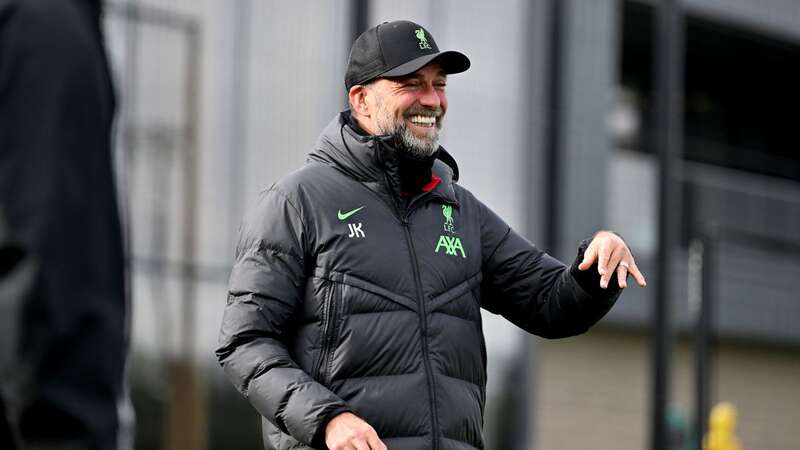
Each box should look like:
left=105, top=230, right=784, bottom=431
left=703, top=402, right=742, bottom=450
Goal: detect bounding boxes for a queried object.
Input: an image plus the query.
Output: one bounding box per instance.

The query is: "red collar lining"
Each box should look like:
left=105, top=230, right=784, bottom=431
left=421, top=175, right=441, bottom=193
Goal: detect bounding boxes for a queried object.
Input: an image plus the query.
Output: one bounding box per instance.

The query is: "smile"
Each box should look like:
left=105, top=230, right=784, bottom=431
left=408, top=115, right=437, bottom=127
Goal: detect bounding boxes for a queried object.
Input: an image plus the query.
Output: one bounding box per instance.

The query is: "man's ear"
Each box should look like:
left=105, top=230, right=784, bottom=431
left=348, top=85, right=370, bottom=117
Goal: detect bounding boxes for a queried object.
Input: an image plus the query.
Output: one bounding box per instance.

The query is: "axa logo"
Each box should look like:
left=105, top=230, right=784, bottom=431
left=435, top=235, right=465, bottom=258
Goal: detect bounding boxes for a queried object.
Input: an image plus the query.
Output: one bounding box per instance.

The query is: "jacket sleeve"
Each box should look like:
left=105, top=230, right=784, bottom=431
left=478, top=201, right=621, bottom=339
left=216, top=187, right=350, bottom=447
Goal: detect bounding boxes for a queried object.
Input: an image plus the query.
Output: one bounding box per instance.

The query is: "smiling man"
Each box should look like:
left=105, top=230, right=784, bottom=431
left=217, top=20, right=646, bottom=450
left=358, top=63, right=447, bottom=158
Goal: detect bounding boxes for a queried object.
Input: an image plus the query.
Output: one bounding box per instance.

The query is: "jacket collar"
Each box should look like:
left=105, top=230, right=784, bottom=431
left=308, top=112, right=460, bottom=207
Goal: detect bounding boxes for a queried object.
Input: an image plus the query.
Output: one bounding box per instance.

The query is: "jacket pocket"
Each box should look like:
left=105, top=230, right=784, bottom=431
left=313, top=280, right=343, bottom=385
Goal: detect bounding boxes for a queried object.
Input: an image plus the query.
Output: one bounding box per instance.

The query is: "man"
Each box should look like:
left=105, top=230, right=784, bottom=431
left=217, top=20, right=646, bottom=450
left=0, top=0, right=128, bottom=448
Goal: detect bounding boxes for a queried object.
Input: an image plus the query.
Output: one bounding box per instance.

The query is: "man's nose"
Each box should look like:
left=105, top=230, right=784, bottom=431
left=418, top=84, right=442, bottom=108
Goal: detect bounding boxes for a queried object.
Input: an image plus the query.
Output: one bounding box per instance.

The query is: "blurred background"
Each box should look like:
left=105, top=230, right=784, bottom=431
left=100, top=0, right=799, bottom=449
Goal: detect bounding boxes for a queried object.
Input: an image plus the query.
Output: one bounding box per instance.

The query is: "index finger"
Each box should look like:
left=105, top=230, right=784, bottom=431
left=578, top=240, right=599, bottom=271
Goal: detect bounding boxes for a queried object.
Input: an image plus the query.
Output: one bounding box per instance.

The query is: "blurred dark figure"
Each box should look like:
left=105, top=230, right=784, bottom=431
left=0, top=0, right=128, bottom=449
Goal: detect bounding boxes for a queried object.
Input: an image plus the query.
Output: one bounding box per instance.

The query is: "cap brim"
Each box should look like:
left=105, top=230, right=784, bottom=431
left=381, top=50, right=471, bottom=78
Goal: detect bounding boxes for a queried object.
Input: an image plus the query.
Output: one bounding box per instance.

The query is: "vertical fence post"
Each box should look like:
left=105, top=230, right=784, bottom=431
left=652, top=0, right=685, bottom=449
left=694, top=230, right=715, bottom=450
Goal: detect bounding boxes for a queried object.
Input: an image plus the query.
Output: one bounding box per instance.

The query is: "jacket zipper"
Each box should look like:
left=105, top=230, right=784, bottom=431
left=382, top=169, right=441, bottom=450
left=315, top=281, right=339, bottom=382
left=402, top=218, right=440, bottom=450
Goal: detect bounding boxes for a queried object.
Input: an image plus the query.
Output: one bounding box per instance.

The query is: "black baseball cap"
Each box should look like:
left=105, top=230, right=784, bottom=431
left=345, top=20, right=471, bottom=91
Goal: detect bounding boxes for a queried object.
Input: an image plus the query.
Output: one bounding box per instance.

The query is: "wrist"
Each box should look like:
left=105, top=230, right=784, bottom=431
left=312, top=407, right=353, bottom=448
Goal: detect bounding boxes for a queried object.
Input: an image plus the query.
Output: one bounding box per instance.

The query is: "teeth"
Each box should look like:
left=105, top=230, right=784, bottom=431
left=410, top=115, right=436, bottom=125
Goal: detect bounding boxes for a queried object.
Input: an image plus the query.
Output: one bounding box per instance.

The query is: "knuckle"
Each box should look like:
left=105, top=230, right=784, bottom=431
left=346, top=431, right=360, bottom=441
left=353, top=427, right=372, bottom=440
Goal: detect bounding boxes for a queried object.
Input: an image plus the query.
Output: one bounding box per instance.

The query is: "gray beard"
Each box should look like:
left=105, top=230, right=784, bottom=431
left=389, top=121, right=440, bottom=158
left=372, top=95, right=442, bottom=158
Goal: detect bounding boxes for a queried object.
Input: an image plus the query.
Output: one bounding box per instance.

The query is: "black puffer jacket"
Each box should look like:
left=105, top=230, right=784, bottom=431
left=216, top=112, right=621, bottom=450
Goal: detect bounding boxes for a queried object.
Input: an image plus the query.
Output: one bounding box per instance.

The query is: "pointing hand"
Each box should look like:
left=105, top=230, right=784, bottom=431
left=577, top=230, right=647, bottom=289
